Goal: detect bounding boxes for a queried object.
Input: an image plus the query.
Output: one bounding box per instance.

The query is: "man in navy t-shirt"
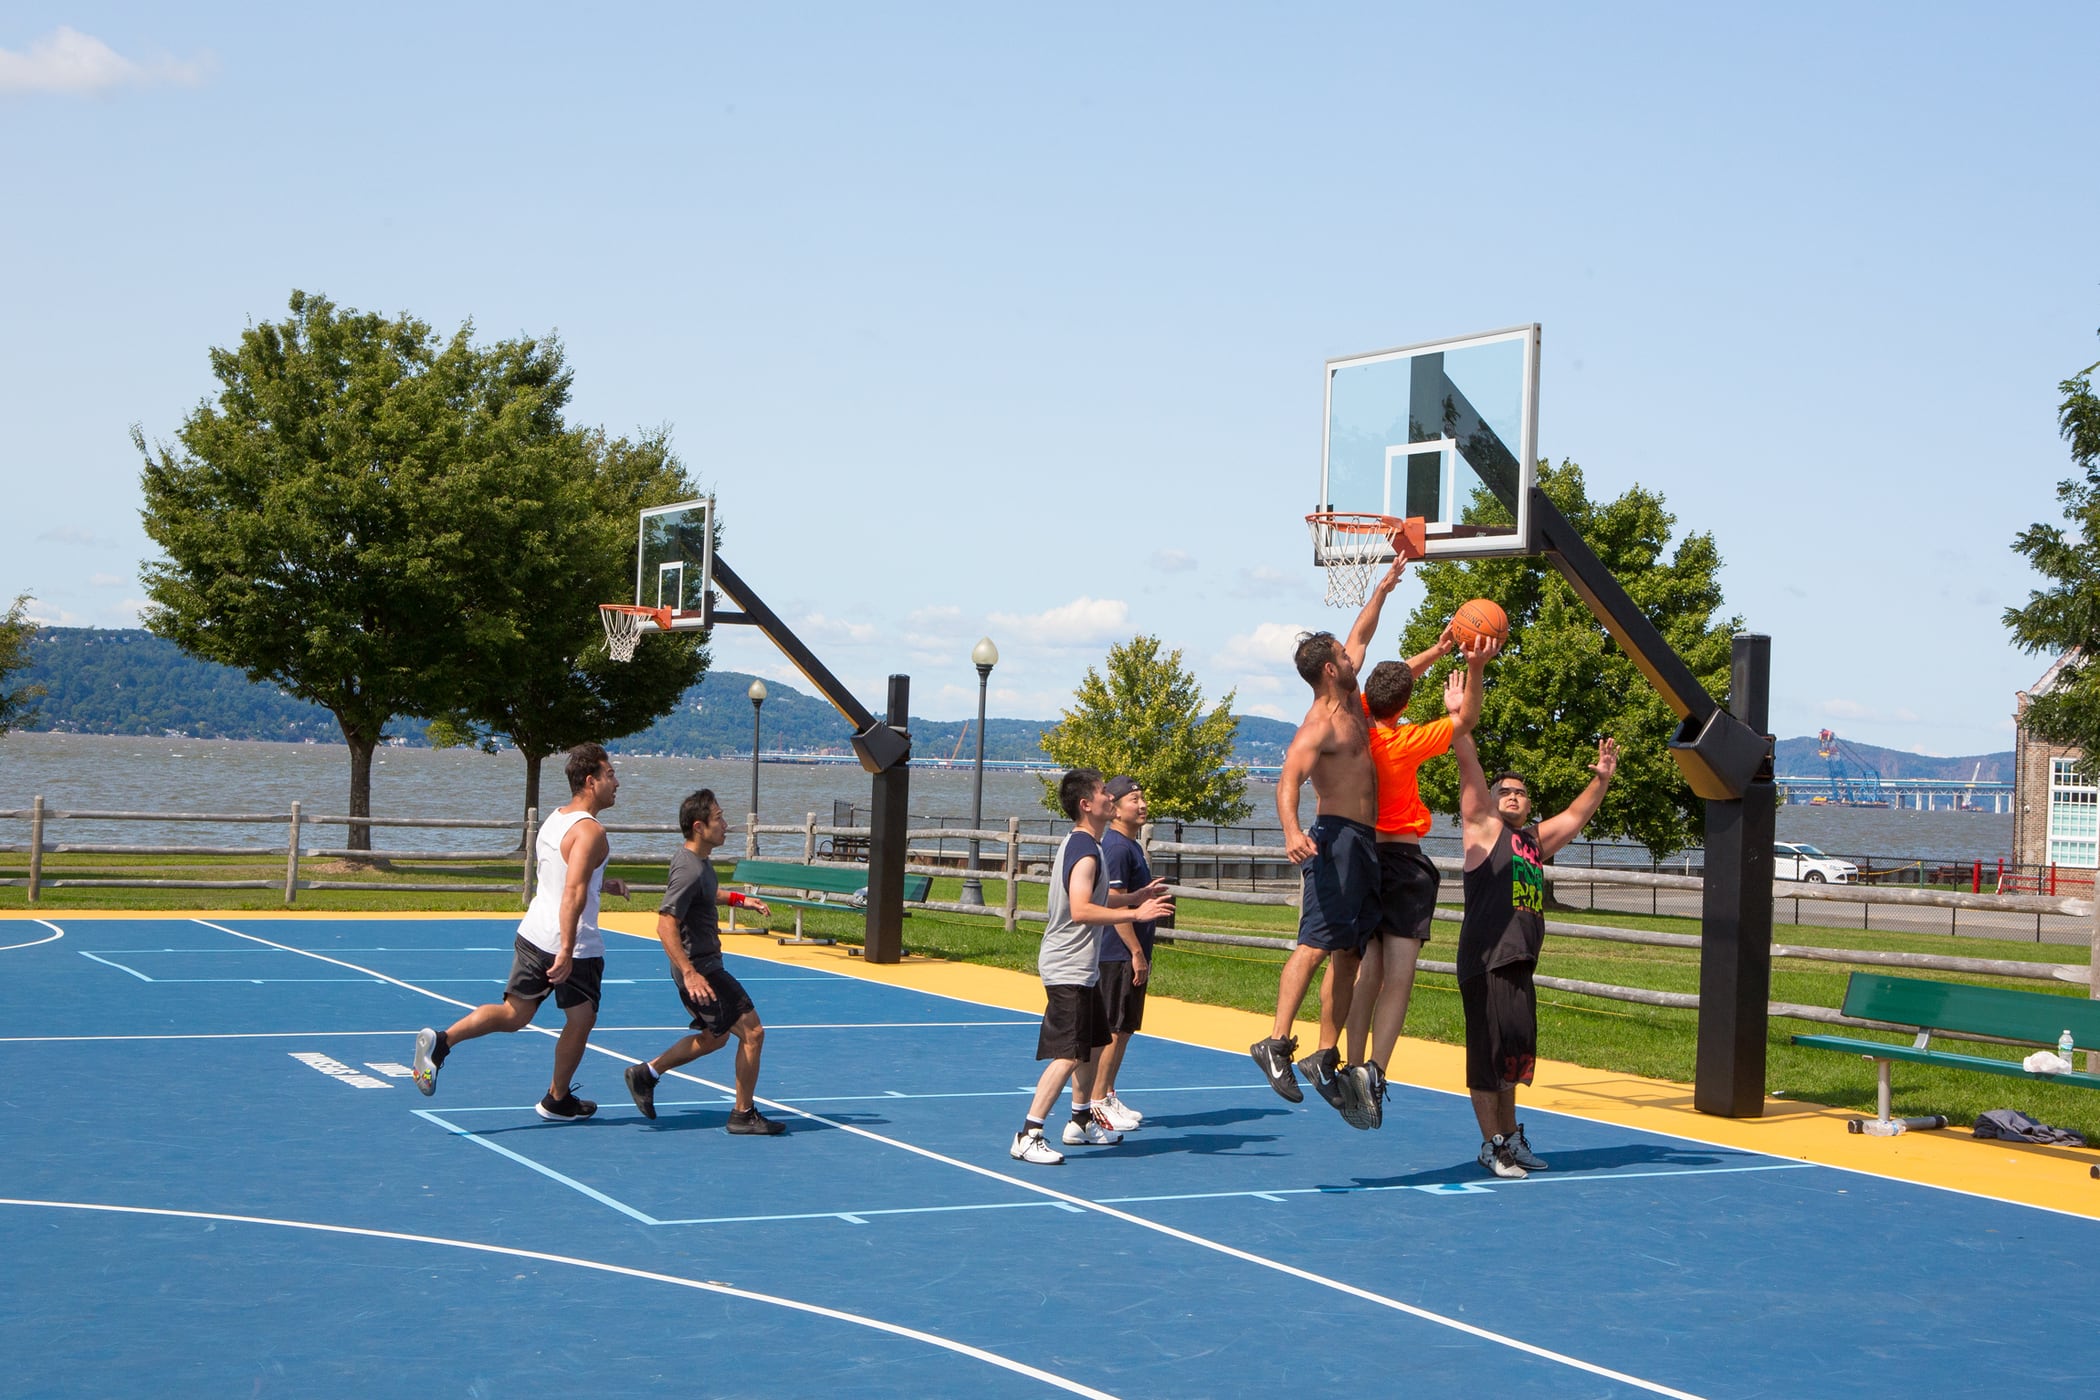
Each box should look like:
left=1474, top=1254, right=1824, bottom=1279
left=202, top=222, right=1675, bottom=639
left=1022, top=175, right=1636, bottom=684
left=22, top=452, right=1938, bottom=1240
left=1094, top=775, right=1158, bottom=1132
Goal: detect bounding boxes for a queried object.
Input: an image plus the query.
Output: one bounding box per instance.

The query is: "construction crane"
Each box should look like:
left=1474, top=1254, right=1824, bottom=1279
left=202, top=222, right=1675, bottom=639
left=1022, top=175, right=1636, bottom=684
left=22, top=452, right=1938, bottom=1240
left=1815, top=729, right=1890, bottom=806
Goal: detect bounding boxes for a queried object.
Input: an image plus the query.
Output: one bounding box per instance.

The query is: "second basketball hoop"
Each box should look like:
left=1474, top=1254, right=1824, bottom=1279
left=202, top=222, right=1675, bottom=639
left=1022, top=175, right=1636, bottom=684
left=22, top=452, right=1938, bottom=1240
left=1305, top=512, right=1426, bottom=608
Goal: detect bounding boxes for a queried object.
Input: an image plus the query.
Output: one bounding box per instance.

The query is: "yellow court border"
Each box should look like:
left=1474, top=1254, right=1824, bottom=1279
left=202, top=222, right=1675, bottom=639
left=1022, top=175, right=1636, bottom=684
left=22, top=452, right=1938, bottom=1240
left=11, top=908, right=2100, bottom=1218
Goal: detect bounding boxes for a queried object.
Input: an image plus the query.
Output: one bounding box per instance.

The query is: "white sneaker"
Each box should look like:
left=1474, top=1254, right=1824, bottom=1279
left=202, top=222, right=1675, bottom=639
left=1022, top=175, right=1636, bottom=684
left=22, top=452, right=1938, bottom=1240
left=1010, top=1129, right=1065, bottom=1165
left=1479, top=1135, right=1529, bottom=1179
left=1062, top=1117, right=1123, bottom=1146
left=1096, top=1095, right=1142, bottom=1132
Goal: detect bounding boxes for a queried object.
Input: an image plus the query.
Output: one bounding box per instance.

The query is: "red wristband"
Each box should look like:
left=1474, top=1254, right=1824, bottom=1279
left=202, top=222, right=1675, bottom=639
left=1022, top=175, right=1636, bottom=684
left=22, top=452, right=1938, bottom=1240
left=726, top=891, right=748, bottom=908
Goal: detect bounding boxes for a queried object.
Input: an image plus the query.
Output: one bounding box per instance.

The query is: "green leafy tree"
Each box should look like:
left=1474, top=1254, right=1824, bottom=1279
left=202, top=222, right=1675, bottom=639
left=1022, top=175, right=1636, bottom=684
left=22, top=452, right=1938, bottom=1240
left=434, top=424, right=712, bottom=820
left=1039, top=635, right=1250, bottom=823
left=136, top=291, right=582, bottom=849
left=2005, top=336, right=2100, bottom=760
left=1397, top=460, right=1738, bottom=858
left=0, top=593, right=43, bottom=734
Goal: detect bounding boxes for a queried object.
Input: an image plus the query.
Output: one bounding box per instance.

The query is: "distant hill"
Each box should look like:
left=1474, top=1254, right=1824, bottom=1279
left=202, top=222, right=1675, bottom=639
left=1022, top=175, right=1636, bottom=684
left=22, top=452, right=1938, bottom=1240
left=1772, top=735, right=2012, bottom=783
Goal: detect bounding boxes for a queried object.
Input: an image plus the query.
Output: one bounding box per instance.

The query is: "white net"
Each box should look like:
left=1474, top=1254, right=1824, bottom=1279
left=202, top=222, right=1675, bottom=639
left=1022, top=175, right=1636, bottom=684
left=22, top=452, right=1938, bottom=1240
left=599, top=605, right=645, bottom=663
left=1306, top=514, right=1396, bottom=608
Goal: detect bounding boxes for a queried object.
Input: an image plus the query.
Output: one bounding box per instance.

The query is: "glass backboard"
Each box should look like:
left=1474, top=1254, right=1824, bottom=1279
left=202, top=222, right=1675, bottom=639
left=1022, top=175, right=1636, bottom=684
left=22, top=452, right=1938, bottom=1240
left=1317, top=324, right=1539, bottom=562
left=636, top=497, right=713, bottom=627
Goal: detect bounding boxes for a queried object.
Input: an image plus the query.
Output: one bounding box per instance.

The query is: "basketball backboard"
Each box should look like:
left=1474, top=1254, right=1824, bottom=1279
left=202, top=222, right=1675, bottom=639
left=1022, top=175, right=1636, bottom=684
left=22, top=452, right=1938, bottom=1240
left=1316, top=324, right=1540, bottom=562
left=636, top=497, right=713, bottom=627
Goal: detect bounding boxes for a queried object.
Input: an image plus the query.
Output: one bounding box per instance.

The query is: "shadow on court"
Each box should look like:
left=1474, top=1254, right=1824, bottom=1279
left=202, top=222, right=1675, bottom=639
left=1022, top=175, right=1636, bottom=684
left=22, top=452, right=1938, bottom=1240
left=1343, top=1140, right=1748, bottom=1189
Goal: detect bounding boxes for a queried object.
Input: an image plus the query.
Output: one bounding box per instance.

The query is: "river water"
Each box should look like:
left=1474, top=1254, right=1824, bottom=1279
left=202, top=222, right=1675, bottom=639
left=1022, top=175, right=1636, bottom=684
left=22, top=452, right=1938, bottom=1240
left=0, top=731, right=2014, bottom=865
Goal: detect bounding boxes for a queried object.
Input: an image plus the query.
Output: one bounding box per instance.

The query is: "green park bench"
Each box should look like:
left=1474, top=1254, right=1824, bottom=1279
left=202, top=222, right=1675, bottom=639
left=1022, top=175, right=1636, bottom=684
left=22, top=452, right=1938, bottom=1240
left=728, top=859, right=932, bottom=947
left=1791, top=972, right=2100, bottom=1137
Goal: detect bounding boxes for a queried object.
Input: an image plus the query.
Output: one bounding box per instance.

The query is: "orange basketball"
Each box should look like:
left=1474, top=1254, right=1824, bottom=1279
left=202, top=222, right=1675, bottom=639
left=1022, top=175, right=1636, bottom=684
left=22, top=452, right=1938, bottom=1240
left=1450, top=597, right=1508, bottom=650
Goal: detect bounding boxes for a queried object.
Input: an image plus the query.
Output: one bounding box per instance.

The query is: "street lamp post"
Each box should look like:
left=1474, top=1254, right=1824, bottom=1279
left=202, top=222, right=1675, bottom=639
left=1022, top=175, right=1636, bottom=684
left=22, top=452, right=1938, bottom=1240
left=960, top=636, right=998, bottom=906
left=747, top=678, right=768, bottom=842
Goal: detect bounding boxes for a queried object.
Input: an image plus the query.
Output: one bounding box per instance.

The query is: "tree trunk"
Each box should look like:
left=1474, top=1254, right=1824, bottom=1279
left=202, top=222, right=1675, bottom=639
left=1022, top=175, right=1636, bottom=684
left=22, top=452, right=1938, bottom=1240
left=346, top=733, right=376, bottom=855
left=520, top=747, right=547, bottom=852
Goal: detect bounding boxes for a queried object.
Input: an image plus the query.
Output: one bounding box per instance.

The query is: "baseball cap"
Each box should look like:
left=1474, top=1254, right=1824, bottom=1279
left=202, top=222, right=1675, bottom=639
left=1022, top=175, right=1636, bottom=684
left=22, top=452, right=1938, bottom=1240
left=1104, top=775, right=1140, bottom=799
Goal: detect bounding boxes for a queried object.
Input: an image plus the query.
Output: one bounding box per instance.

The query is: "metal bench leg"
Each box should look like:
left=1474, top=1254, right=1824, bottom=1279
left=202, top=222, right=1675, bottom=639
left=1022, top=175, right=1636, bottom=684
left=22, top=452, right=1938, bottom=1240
left=1846, top=1058, right=1948, bottom=1136
left=775, top=902, right=835, bottom=949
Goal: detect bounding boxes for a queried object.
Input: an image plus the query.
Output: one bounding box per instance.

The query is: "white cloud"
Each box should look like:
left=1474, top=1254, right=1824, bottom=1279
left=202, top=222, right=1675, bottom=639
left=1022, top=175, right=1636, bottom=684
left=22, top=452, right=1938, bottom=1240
left=0, top=27, right=213, bottom=95
left=797, top=611, right=878, bottom=644
left=1820, top=699, right=1874, bottom=720
left=1150, top=548, right=1197, bottom=573
left=37, top=526, right=109, bottom=547
left=907, top=604, right=962, bottom=627
left=987, top=596, right=1130, bottom=647
left=1215, top=621, right=1311, bottom=673
left=1228, top=565, right=1305, bottom=600
left=1240, top=702, right=1291, bottom=720
left=110, top=598, right=152, bottom=625
left=24, top=601, right=81, bottom=625
left=89, top=573, right=127, bottom=588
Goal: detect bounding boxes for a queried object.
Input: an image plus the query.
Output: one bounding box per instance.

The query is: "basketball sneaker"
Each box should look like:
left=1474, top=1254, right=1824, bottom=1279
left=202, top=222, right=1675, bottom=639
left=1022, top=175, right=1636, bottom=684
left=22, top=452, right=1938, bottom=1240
left=1507, top=1123, right=1548, bottom=1171
left=1478, top=1134, right=1528, bottom=1179
left=624, top=1063, right=657, bottom=1120
left=536, top=1086, right=598, bottom=1122
left=410, top=1027, right=440, bottom=1097
left=1250, top=1035, right=1303, bottom=1102
left=1064, top=1117, right=1123, bottom=1146
left=1299, top=1046, right=1348, bottom=1114
left=1096, top=1094, right=1142, bottom=1132
left=1339, top=1061, right=1386, bottom=1131
left=727, top=1107, right=786, bottom=1136
left=1010, top=1129, right=1065, bottom=1165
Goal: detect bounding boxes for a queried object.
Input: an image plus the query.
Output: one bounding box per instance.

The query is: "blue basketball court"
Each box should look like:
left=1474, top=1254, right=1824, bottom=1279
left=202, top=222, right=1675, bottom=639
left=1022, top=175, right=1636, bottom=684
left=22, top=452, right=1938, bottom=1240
left=3, top=914, right=2094, bottom=1398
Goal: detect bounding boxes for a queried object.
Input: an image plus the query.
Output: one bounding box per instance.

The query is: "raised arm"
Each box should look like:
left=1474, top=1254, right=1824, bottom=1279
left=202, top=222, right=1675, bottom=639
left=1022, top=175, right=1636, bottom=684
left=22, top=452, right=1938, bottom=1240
left=1343, top=556, right=1406, bottom=672
left=1445, top=634, right=1500, bottom=737
left=1537, top=737, right=1618, bottom=858
left=1405, top=625, right=1458, bottom=679
left=1453, top=728, right=1497, bottom=865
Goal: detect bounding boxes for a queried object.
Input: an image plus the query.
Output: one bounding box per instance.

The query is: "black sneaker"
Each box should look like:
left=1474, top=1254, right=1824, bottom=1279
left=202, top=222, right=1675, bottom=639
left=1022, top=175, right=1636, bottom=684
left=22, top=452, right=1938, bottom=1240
left=1250, top=1035, right=1303, bottom=1103
left=536, top=1086, right=598, bottom=1122
left=727, top=1107, right=785, bottom=1136
left=1338, top=1062, right=1384, bottom=1131
left=1300, top=1046, right=1348, bottom=1113
left=625, top=1063, right=657, bottom=1120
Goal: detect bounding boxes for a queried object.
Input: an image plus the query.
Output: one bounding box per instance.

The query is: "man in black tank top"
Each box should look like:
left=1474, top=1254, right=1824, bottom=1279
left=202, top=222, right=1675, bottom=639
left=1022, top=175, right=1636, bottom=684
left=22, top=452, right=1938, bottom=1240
left=1453, top=728, right=1617, bottom=1179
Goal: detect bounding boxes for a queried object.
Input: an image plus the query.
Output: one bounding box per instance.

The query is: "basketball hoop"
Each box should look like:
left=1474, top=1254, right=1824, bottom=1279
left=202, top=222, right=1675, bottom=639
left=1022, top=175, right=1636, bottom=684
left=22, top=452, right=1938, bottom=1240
left=598, top=604, right=673, bottom=663
left=1304, top=513, right=1427, bottom=608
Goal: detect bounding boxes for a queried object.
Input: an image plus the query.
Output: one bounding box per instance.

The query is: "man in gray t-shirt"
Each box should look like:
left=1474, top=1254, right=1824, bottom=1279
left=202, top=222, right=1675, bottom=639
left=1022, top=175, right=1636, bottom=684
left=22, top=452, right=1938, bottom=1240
left=622, top=789, right=785, bottom=1136
left=1008, top=769, right=1174, bottom=1166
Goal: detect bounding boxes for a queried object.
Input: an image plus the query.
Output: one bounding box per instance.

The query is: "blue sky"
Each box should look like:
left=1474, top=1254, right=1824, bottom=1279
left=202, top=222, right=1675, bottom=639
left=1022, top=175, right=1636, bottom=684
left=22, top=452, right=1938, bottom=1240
left=3, top=5, right=2095, bottom=756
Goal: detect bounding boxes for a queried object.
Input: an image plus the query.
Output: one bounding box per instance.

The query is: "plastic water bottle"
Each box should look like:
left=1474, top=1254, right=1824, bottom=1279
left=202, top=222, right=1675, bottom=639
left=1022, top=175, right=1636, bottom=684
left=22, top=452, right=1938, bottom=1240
left=2060, top=1029, right=2076, bottom=1068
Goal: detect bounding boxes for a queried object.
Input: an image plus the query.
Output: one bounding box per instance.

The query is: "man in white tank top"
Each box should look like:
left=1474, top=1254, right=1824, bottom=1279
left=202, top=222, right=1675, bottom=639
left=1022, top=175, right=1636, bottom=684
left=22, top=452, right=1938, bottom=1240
left=411, top=743, right=631, bottom=1120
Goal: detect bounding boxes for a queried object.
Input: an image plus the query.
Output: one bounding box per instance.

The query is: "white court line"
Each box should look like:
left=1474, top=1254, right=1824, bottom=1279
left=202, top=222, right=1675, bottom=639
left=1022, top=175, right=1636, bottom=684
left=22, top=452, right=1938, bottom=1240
left=189, top=917, right=1707, bottom=1399
left=0, top=1030, right=435, bottom=1043
left=0, top=1196, right=1119, bottom=1400
left=76, top=950, right=152, bottom=981
left=412, top=1109, right=656, bottom=1223
left=0, top=919, right=64, bottom=952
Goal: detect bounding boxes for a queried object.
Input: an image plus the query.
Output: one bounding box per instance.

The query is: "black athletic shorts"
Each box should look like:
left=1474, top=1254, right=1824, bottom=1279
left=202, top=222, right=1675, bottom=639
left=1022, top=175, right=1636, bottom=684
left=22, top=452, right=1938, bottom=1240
left=1297, top=815, right=1381, bottom=953
left=1376, top=841, right=1440, bottom=943
left=676, top=965, right=757, bottom=1038
left=1037, top=982, right=1112, bottom=1062
left=504, top=935, right=605, bottom=1011
left=1460, top=962, right=1538, bottom=1092
left=1097, top=957, right=1148, bottom=1036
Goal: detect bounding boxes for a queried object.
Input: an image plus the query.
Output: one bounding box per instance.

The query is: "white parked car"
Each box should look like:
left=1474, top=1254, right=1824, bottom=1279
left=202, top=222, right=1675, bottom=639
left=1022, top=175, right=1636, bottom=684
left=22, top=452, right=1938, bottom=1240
left=1775, top=842, right=1857, bottom=883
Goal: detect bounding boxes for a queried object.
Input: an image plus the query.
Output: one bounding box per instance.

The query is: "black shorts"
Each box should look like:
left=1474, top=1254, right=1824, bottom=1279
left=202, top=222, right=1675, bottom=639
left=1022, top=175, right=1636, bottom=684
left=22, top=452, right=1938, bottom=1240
left=504, top=935, right=605, bottom=1011
left=1460, top=962, right=1538, bottom=1093
left=676, top=965, right=757, bottom=1038
left=1297, top=815, right=1381, bottom=953
left=1097, top=957, right=1148, bottom=1036
left=1376, top=841, right=1440, bottom=943
left=1037, top=983, right=1112, bottom=1062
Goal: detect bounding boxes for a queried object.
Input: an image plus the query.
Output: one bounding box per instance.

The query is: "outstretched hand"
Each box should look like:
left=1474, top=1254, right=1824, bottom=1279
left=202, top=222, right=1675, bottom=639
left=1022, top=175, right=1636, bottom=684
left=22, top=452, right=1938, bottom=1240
left=1462, top=634, right=1502, bottom=667
left=1590, top=737, right=1619, bottom=783
left=1374, top=554, right=1407, bottom=594
left=1442, top=667, right=1467, bottom=716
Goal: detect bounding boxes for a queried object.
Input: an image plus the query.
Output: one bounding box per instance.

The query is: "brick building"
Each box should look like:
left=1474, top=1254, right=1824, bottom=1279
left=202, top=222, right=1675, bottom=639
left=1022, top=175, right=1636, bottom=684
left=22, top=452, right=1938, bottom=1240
left=2013, top=654, right=2098, bottom=873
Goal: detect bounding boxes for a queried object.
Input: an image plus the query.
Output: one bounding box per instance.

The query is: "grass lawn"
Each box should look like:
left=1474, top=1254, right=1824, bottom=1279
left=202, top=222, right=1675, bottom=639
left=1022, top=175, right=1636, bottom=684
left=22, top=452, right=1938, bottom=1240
left=9, top=852, right=2100, bottom=1140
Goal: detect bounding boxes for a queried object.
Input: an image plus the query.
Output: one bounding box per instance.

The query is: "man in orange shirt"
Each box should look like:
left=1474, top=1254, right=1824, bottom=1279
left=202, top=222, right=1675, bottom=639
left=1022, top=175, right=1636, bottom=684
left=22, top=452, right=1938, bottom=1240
left=1337, top=561, right=1495, bottom=1129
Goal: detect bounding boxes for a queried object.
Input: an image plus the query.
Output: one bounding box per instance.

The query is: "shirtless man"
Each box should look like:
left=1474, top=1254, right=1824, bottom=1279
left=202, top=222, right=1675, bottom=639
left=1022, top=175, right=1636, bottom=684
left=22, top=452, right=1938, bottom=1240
left=1249, top=609, right=1392, bottom=1114
left=1452, top=728, right=1617, bottom=1177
